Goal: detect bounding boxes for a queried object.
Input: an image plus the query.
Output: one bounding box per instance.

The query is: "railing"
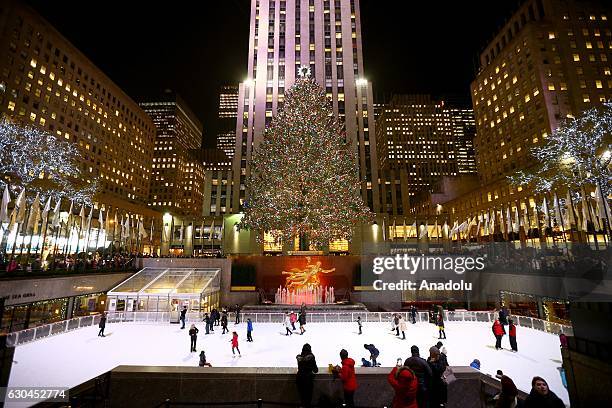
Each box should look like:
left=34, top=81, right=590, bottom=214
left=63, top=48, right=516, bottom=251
left=6, top=309, right=572, bottom=347
left=155, top=400, right=380, bottom=408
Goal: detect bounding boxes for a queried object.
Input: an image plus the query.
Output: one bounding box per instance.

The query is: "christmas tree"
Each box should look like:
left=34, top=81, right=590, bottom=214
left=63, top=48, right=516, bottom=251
left=237, top=69, right=373, bottom=249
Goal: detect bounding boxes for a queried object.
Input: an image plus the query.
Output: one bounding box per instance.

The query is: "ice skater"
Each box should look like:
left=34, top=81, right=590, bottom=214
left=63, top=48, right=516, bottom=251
left=298, top=310, right=306, bottom=334
left=180, top=306, right=187, bottom=329
left=203, top=313, right=211, bottom=334
left=437, top=313, right=446, bottom=339
left=492, top=318, right=505, bottom=350
left=284, top=312, right=293, bottom=335
left=363, top=344, right=380, bottom=367
left=357, top=316, right=362, bottom=335
left=399, top=315, right=407, bottom=340
left=221, top=310, right=229, bottom=334
left=199, top=350, right=212, bottom=367
left=189, top=324, right=199, bottom=352
left=246, top=318, right=253, bottom=342
left=410, top=305, right=417, bottom=324
left=231, top=331, right=241, bottom=356
left=508, top=319, right=518, bottom=352
left=290, top=311, right=297, bottom=331
left=98, top=312, right=107, bottom=337
left=234, top=304, right=241, bottom=324
left=392, top=313, right=400, bottom=336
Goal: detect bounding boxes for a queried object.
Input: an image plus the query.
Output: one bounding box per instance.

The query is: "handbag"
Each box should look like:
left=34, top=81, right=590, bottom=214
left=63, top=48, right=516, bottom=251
left=442, top=366, right=456, bottom=385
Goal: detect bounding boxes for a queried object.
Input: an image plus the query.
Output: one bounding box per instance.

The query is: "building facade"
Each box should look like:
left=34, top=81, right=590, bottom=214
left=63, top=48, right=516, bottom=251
left=0, top=0, right=156, bottom=218
left=376, top=95, right=463, bottom=216
left=419, top=0, right=612, bottom=232
left=216, top=85, right=239, bottom=159
left=140, top=91, right=205, bottom=219
left=231, top=0, right=380, bottom=214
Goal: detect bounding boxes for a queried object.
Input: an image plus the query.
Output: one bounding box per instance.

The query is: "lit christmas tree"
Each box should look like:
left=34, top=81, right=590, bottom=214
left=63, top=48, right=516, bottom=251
left=509, top=101, right=612, bottom=197
left=0, top=118, right=98, bottom=204
left=237, top=68, right=373, bottom=249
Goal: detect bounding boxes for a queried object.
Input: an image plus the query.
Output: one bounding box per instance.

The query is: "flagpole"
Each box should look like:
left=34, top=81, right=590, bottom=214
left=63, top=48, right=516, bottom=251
left=17, top=206, right=32, bottom=259
left=38, top=210, right=51, bottom=258
left=597, top=180, right=611, bottom=244
left=582, top=187, right=599, bottom=250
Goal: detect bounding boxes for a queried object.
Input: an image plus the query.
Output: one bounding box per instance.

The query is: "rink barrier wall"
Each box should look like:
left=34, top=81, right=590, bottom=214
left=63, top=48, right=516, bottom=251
left=5, top=310, right=573, bottom=347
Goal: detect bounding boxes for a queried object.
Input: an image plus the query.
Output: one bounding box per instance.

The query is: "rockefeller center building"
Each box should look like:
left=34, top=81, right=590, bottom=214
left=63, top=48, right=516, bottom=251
left=231, top=0, right=380, bottom=215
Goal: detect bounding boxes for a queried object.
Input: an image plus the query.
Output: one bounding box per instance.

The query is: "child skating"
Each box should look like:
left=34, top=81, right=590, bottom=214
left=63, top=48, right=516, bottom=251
left=357, top=316, right=362, bottom=335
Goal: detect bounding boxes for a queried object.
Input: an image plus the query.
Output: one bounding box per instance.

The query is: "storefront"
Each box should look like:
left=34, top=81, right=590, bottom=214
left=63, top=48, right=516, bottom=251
left=0, top=272, right=133, bottom=334
left=105, top=267, right=221, bottom=317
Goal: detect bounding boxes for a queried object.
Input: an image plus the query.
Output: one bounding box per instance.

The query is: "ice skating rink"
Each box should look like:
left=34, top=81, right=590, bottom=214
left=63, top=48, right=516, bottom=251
left=9, top=321, right=569, bottom=406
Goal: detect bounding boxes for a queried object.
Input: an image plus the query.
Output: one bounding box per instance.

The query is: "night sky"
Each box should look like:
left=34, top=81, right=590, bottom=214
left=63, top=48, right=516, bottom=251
left=24, top=0, right=520, bottom=147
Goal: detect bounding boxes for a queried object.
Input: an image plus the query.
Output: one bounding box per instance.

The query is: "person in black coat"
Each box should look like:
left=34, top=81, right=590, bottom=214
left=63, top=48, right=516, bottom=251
left=405, top=345, right=432, bottom=408
left=296, top=343, right=318, bottom=408
left=363, top=344, right=380, bottom=366
left=410, top=305, right=417, bottom=324
left=298, top=311, right=306, bottom=334
left=98, top=313, right=107, bottom=337
left=203, top=313, right=211, bottom=334
left=427, top=346, right=448, bottom=408
left=180, top=306, right=187, bottom=329
left=189, top=324, right=199, bottom=352
left=221, top=311, right=229, bottom=334
left=524, top=377, right=565, bottom=408
left=234, top=304, right=241, bottom=324
left=212, top=308, right=220, bottom=326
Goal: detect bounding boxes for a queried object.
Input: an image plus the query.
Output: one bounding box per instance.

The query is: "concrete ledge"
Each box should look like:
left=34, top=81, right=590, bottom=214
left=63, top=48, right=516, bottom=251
left=109, top=365, right=489, bottom=408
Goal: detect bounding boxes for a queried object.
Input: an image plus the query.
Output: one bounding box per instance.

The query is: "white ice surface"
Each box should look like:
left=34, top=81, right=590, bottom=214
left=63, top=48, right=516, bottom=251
left=7, top=321, right=568, bottom=406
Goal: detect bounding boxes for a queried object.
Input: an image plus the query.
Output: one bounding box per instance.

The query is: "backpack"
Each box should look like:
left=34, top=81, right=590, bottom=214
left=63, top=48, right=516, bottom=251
left=442, top=366, right=456, bottom=385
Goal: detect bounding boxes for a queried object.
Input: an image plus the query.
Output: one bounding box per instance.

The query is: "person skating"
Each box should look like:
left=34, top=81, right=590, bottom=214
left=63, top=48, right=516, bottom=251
left=410, top=306, right=417, bottom=324
left=427, top=346, right=448, bottom=408
left=221, top=311, right=229, bottom=334
left=234, top=304, right=241, bottom=324
left=437, top=313, right=446, bottom=339
left=189, top=324, right=199, bottom=352
left=363, top=344, right=380, bottom=367
left=247, top=318, right=253, bottom=342
left=199, top=350, right=212, bottom=367
left=98, top=312, right=107, bottom=337
left=393, top=313, right=400, bottom=336
left=290, top=311, right=297, bottom=331
left=469, top=359, right=481, bottom=370
left=203, top=313, right=211, bottom=334
left=298, top=310, right=306, bottom=334
left=399, top=315, right=407, bottom=340
left=296, top=343, right=318, bottom=408
left=213, top=308, right=220, bottom=326
left=357, top=316, right=363, bottom=335
left=284, top=312, right=293, bottom=335
left=499, top=305, right=509, bottom=326
left=180, top=306, right=187, bottom=329
left=405, top=346, right=432, bottom=408
left=388, top=359, right=418, bottom=408
left=230, top=331, right=241, bottom=356
left=524, top=377, right=564, bottom=408
left=508, top=319, right=518, bottom=352
left=492, top=318, right=505, bottom=350
left=334, top=349, right=357, bottom=408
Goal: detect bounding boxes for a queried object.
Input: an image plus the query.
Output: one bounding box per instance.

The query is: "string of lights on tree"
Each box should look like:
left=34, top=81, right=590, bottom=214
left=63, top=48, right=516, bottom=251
left=509, top=101, right=612, bottom=198
left=0, top=118, right=98, bottom=205
left=237, top=68, right=373, bottom=248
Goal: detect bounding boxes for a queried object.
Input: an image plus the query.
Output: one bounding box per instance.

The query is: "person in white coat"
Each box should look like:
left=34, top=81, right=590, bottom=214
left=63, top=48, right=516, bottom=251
left=398, top=315, right=407, bottom=340
left=284, top=312, right=293, bottom=336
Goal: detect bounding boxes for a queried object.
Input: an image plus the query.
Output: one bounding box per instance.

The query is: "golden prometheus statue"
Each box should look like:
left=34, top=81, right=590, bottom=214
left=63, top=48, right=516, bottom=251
left=282, top=257, right=335, bottom=290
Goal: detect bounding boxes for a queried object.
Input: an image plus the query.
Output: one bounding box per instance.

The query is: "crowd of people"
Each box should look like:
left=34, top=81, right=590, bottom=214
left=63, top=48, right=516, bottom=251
left=0, top=252, right=136, bottom=274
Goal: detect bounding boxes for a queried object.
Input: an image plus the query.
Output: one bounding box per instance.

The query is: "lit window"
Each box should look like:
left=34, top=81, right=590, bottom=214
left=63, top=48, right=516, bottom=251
left=596, top=80, right=603, bottom=88
left=573, top=54, right=580, bottom=62
left=548, top=32, right=556, bottom=39
left=548, top=83, right=555, bottom=90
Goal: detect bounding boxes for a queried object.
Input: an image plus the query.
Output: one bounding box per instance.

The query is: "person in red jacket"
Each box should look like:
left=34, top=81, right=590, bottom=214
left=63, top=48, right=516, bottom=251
left=492, top=319, right=505, bottom=350
left=388, top=362, right=418, bottom=408
left=230, top=331, right=241, bottom=357
left=508, top=319, right=517, bottom=352
left=334, top=349, right=357, bottom=407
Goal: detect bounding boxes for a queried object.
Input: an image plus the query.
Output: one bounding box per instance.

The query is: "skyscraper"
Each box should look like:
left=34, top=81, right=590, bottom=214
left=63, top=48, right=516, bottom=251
left=0, top=0, right=156, bottom=215
left=141, top=91, right=205, bottom=218
left=231, top=0, right=380, bottom=214
left=216, top=85, right=239, bottom=159
left=376, top=95, right=460, bottom=215
left=432, top=0, right=611, bottom=223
